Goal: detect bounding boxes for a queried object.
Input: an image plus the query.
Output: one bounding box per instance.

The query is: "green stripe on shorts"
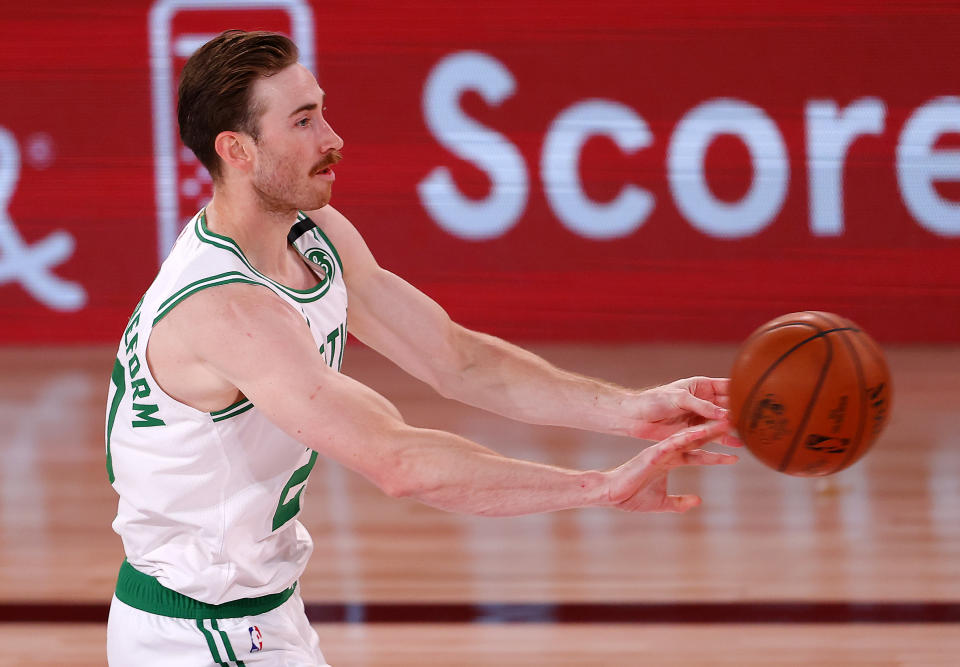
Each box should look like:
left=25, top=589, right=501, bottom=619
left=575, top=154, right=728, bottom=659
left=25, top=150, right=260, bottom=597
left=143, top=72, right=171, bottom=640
left=211, top=619, right=246, bottom=667
left=196, top=619, right=228, bottom=667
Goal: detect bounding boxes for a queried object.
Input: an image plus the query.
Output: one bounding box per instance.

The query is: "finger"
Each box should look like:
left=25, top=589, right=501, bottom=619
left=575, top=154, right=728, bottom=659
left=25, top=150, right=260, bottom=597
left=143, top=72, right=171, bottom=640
left=720, top=432, right=746, bottom=448
left=680, top=450, right=739, bottom=466
left=677, top=390, right=727, bottom=421
left=665, top=420, right=729, bottom=453
left=647, top=422, right=727, bottom=465
left=707, top=378, right=731, bottom=397
left=705, top=428, right=745, bottom=449
left=662, top=494, right=701, bottom=513
left=622, top=421, right=728, bottom=485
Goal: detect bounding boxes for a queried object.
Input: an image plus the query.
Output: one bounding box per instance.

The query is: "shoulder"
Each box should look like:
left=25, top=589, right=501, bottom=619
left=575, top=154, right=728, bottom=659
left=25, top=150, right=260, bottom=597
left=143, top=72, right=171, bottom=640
left=303, top=205, right=364, bottom=249
left=148, top=279, right=324, bottom=410
left=152, top=213, right=260, bottom=316
left=301, top=205, right=381, bottom=281
left=159, top=282, right=306, bottom=358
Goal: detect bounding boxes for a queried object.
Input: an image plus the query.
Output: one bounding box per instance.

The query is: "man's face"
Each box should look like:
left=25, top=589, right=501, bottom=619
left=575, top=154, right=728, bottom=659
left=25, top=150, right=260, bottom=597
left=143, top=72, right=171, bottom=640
left=246, top=64, right=343, bottom=213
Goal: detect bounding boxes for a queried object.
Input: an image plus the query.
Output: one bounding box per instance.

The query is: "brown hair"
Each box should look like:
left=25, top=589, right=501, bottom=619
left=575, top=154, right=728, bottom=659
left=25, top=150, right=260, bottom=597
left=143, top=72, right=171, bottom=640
left=177, top=30, right=299, bottom=181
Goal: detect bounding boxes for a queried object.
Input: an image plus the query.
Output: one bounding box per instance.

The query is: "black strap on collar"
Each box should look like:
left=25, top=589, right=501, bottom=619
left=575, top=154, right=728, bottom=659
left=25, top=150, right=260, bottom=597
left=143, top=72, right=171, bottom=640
left=287, top=216, right=317, bottom=245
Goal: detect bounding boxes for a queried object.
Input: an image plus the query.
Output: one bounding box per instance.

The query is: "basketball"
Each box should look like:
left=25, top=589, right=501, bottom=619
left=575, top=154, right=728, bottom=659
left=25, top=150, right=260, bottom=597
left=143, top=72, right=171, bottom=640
left=729, top=311, right=892, bottom=477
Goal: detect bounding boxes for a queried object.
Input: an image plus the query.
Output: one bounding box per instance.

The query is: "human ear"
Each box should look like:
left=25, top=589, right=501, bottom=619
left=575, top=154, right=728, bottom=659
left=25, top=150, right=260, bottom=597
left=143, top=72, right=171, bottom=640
left=213, top=131, right=253, bottom=173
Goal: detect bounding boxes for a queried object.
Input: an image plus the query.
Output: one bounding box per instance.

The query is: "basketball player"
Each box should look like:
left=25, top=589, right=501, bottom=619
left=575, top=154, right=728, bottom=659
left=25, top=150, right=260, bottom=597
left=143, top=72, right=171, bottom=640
left=105, top=30, right=741, bottom=666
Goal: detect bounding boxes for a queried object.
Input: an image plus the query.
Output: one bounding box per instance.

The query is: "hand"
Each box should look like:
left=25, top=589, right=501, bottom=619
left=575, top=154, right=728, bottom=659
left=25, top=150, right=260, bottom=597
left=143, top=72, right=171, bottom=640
left=631, top=376, right=743, bottom=448
left=603, top=421, right=738, bottom=513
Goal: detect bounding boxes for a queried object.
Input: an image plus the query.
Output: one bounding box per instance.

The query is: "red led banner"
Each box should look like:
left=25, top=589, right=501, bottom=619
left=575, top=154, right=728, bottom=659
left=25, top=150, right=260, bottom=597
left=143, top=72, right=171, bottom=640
left=1, top=1, right=958, bottom=343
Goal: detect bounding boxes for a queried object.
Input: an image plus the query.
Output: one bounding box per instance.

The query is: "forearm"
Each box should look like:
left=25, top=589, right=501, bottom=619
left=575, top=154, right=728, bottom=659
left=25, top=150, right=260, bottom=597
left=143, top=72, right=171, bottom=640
left=270, top=369, right=610, bottom=517
left=342, top=270, right=643, bottom=435
left=437, top=326, right=644, bottom=437
left=376, top=425, right=609, bottom=516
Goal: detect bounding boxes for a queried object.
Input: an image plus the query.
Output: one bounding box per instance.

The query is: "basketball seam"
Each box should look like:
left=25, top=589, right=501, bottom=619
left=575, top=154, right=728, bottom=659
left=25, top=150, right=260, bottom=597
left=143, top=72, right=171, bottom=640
left=742, top=320, right=826, bottom=348
left=777, top=331, right=835, bottom=472
left=806, top=312, right=870, bottom=471
left=735, top=325, right=852, bottom=437
left=847, top=326, right=891, bottom=441
left=735, top=323, right=821, bottom=436
left=843, top=316, right=886, bottom=370
left=839, top=332, right=869, bottom=470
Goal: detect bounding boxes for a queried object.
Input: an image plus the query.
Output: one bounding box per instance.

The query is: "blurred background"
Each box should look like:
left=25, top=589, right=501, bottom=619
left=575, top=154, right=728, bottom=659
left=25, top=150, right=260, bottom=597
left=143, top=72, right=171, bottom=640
left=1, top=1, right=958, bottom=665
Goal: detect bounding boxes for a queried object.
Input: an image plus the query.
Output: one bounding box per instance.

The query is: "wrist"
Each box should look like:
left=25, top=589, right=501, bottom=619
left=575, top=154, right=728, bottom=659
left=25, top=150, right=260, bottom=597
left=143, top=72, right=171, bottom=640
left=614, top=389, right=651, bottom=438
left=577, top=469, right=612, bottom=508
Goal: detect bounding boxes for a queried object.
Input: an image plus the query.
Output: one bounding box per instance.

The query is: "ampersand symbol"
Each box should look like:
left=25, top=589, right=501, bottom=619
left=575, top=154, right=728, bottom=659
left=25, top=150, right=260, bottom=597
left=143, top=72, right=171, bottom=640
left=0, top=127, right=86, bottom=311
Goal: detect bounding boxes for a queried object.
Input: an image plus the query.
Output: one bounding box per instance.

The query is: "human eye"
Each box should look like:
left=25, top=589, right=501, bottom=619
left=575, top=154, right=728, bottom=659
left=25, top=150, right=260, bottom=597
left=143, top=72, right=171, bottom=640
left=296, top=117, right=310, bottom=128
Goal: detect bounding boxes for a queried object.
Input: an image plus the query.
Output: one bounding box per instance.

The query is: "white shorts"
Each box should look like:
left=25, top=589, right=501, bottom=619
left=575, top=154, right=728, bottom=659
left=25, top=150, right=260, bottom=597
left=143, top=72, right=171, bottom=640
left=107, top=588, right=330, bottom=666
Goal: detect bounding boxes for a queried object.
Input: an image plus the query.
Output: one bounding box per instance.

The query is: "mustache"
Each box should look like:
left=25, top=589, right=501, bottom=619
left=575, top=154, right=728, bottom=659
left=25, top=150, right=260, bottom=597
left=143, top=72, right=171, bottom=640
left=311, top=149, right=343, bottom=173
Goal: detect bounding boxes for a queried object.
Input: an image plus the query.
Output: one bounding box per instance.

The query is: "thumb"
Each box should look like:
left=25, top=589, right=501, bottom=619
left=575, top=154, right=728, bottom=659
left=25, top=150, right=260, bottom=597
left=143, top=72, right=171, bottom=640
left=663, top=494, right=701, bottom=512
left=616, top=421, right=727, bottom=485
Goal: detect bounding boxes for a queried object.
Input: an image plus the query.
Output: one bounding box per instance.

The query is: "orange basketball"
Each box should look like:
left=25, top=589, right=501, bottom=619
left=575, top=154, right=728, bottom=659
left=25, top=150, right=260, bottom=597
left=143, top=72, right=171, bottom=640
left=729, top=311, right=892, bottom=477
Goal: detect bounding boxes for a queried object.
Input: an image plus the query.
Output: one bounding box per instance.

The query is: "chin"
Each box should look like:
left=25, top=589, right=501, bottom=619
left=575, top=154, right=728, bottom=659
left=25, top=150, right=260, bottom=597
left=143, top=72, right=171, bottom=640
left=293, top=190, right=331, bottom=213
left=311, top=188, right=333, bottom=210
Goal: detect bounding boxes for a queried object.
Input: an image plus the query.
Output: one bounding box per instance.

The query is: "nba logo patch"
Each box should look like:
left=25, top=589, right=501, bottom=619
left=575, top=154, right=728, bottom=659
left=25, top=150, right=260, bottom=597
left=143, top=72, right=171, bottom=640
left=248, top=625, right=262, bottom=652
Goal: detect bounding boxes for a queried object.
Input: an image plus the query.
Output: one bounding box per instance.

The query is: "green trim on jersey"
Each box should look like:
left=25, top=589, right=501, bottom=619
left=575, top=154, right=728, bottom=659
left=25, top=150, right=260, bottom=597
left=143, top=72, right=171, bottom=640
left=196, top=212, right=331, bottom=303
left=106, top=357, right=125, bottom=484
left=156, top=271, right=248, bottom=315
left=210, top=398, right=254, bottom=423
left=153, top=274, right=264, bottom=326
left=115, top=560, right=296, bottom=619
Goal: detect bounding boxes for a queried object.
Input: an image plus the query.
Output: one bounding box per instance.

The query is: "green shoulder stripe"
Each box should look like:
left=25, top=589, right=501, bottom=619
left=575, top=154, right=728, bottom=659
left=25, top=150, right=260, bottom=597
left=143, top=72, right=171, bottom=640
left=156, top=271, right=248, bottom=314
left=153, top=277, right=264, bottom=326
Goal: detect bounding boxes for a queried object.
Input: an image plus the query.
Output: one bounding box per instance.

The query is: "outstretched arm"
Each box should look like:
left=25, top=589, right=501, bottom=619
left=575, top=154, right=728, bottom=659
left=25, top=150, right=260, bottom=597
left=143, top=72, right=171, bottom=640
left=167, top=284, right=737, bottom=516
left=308, top=205, right=740, bottom=444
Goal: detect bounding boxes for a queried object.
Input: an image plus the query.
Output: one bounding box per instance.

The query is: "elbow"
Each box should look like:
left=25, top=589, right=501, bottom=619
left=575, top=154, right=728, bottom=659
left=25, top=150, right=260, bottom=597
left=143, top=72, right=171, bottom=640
left=431, top=324, right=481, bottom=400
left=378, top=467, right=438, bottom=501
left=378, top=468, right=417, bottom=499
left=369, top=437, right=431, bottom=500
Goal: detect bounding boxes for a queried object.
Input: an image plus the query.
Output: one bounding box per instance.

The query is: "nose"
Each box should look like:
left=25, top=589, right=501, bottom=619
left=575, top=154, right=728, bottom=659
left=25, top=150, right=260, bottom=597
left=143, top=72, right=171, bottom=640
left=319, top=119, right=343, bottom=153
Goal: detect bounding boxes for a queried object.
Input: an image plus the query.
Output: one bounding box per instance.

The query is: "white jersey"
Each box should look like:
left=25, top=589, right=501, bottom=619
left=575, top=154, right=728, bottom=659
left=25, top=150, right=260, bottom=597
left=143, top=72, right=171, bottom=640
left=106, top=209, right=347, bottom=606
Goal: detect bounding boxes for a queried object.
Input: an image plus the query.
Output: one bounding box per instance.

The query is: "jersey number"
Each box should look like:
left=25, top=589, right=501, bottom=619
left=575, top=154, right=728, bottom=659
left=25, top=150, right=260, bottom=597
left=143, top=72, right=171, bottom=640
left=105, top=358, right=125, bottom=483
left=272, top=451, right=319, bottom=531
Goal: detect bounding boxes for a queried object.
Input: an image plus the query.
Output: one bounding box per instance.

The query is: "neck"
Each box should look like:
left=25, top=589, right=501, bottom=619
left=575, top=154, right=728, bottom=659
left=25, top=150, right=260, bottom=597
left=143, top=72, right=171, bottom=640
left=204, top=182, right=297, bottom=276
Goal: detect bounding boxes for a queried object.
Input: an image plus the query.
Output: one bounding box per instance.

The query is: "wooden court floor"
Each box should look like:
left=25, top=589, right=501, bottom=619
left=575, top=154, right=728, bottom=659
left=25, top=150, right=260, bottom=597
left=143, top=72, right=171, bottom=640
left=0, top=343, right=958, bottom=665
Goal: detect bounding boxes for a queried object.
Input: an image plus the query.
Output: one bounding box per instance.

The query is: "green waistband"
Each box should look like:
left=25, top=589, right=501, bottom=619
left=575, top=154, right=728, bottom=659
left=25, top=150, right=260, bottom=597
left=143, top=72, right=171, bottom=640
left=114, top=559, right=297, bottom=619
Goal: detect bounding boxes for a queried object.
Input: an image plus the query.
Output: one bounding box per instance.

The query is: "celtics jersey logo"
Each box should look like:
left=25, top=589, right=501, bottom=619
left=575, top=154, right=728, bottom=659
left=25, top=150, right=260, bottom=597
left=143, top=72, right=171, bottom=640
left=305, top=247, right=335, bottom=283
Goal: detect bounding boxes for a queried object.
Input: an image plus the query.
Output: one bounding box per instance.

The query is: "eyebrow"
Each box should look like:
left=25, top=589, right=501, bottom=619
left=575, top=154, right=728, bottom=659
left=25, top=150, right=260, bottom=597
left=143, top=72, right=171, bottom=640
left=288, top=92, right=326, bottom=118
